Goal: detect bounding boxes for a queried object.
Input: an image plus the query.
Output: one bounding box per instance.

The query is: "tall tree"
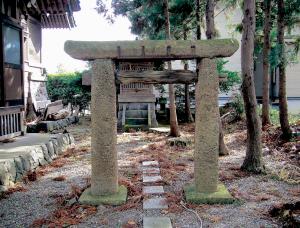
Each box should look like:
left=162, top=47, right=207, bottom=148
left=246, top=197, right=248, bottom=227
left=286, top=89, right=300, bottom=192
left=277, top=0, right=292, bottom=140
left=205, top=0, right=216, bottom=39
left=183, top=28, right=194, bottom=123
left=164, top=0, right=180, bottom=136
left=241, top=0, right=264, bottom=173
left=261, top=0, right=272, bottom=126
left=205, top=0, right=229, bottom=156
left=196, top=0, right=201, bottom=40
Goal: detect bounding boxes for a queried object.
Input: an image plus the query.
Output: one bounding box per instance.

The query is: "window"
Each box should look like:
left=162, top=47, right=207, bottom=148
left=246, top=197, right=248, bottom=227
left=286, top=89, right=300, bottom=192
left=3, top=25, right=21, bottom=65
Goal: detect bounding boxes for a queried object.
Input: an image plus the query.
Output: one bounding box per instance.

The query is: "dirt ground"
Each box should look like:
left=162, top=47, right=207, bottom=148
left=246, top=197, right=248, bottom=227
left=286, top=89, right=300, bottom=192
left=0, top=116, right=299, bottom=228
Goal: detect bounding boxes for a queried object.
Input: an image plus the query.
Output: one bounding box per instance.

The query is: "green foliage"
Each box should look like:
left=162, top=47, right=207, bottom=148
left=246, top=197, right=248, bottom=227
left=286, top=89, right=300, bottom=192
left=229, top=94, right=244, bottom=119
left=217, top=59, right=241, bottom=93
left=46, top=72, right=91, bottom=112
left=258, top=106, right=300, bottom=126
left=109, top=0, right=198, bottom=39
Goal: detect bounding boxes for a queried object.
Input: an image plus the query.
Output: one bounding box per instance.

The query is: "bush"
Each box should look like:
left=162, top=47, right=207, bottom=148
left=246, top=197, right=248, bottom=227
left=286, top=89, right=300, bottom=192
left=46, top=72, right=91, bottom=113
left=229, top=94, right=245, bottom=119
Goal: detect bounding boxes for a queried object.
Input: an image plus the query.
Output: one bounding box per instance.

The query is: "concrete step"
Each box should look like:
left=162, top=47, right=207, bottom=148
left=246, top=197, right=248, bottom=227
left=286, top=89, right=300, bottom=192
left=125, top=109, right=148, bottom=118
left=125, top=118, right=148, bottom=125
left=125, top=125, right=148, bottom=130
left=143, top=186, right=164, bottom=195
left=143, top=197, right=168, bottom=209
left=120, top=103, right=148, bottom=111
left=143, top=217, right=172, bottom=228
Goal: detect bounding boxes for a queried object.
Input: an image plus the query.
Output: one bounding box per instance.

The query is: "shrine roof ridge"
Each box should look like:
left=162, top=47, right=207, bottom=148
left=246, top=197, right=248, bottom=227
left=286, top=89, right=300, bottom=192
left=64, top=39, right=239, bottom=61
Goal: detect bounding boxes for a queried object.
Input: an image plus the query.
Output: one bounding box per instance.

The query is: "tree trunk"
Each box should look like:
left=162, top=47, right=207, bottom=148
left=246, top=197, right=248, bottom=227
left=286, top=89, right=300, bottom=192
left=196, top=0, right=201, bottom=40
left=205, top=0, right=215, bottom=39
left=184, top=83, right=194, bottom=123
left=164, top=0, right=180, bottom=137
left=241, top=0, right=264, bottom=173
left=262, top=0, right=272, bottom=126
left=184, top=63, right=194, bottom=123
left=219, top=118, right=229, bottom=155
left=25, top=74, right=37, bottom=122
left=205, top=0, right=229, bottom=155
left=277, top=0, right=292, bottom=140
left=183, top=27, right=194, bottom=123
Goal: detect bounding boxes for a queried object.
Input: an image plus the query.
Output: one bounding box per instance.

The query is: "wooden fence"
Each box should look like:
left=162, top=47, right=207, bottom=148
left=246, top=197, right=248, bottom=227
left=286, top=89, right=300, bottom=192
left=0, top=106, right=24, bottom=141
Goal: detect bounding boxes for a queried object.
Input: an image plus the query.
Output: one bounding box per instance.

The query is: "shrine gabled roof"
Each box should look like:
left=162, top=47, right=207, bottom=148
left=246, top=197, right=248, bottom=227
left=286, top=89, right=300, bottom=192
left=64, top=39, right=239, bottom=61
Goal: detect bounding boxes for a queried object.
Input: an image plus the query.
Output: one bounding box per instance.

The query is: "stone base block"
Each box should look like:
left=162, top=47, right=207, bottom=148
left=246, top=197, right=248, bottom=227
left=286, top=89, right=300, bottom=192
left=79, top=185, right=127, bottom=206
left=184, top=183, right=235, bottom=204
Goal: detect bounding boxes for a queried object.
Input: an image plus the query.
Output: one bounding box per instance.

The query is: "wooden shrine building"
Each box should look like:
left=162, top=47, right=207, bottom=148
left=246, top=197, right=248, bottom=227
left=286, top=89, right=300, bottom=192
left=0, top=0, right=80, bottom=140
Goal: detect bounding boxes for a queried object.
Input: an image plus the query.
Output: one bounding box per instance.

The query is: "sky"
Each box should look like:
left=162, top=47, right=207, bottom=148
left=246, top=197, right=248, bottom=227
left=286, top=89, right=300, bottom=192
left=42, top=0, right=135, bottom=73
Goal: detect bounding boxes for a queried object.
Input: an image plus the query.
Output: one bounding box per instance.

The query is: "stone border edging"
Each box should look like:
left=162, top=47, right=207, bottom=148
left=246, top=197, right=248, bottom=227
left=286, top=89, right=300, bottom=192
left=0, top=133, right=75, bottom=192
left=27, top=116, right=79, bottom=133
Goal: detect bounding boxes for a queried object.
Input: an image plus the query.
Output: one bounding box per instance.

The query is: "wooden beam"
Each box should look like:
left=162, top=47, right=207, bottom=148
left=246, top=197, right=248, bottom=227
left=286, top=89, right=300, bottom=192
left=83, top=69, right=227, bottom=85
left=64, top=39, right=239, bottom=61
left=117, top=70, right=197, bottom=84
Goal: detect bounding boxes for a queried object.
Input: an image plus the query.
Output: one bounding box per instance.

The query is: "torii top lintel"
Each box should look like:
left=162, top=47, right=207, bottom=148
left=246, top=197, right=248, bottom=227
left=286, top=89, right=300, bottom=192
left=64, top=39, right=239, bottom=61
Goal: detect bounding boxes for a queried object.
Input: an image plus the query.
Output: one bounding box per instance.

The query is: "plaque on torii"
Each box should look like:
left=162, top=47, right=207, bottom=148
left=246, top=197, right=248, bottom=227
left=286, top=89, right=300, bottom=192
left=65, top=39, right=239, bottom=205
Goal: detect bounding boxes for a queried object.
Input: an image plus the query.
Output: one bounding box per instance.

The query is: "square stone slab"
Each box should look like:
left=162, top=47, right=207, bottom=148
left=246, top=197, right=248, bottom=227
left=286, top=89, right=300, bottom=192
left=143, top=217, right=172, bottom=228
left=143, top=186, right=164, bottom=195
left=142, top=167, right=160, bottom=175
left=143, top=175, right=162, bottom=183
left=184, top=183, right=235, bottom=204
left=79, top=185, right=127, bottom=206
left=142, top=161, right=159, bottom=167
left=143, top=197, right=168, bottom=209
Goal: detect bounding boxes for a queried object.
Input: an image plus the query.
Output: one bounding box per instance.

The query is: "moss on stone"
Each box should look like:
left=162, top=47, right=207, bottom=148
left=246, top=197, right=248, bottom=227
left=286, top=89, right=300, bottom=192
left=184, top=183, right=235, bottom=204
left=79, top=185, right=127, bottom=206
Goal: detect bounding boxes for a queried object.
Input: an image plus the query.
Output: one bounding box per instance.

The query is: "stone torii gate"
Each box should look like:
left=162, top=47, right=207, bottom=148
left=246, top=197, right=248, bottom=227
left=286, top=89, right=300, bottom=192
left=65, top=39, right=239, bottom=205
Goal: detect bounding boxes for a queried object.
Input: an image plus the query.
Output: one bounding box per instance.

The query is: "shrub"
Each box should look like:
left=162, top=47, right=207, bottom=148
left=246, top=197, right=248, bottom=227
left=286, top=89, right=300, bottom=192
left=229, top=94, right=245, bottom=119
left=46, top=72, right=91, bottom=113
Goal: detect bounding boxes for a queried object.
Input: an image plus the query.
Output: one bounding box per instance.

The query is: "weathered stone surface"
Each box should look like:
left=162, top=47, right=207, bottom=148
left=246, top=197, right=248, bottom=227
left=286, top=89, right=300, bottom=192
left=0, top=133, right=74, bottom=192
left=68, top=134, right=75, bottom=144
left=26, top=116, right=79, bottom=133
left=0, top=160, right=15, bottom=186
left=194, top=58, right=219, bottom=193
left=143, top=175, right=162, bottom=183
left=14, top=157, right=25, bottom=180
left=79, top=185, right=127, bottom=206
left=168, top=137, right=192, bottom=147
left=149, top=127, right=170, bottom=134
left=90, top=59, right=119, bottom=196
left=34, top=146, right=48, bottom=166
left=20, top=154, right=32, bottom=172
left=142, top=161, right=159, bottom=167
left=51, top=139, right=61, bottom=155
left=143, top=197, right=168, bottom=209
left=46, top=141, right=56, bottom=159
left=41, top=144, right=52, bottom=163
left=143, top=186, right=164, bottom=195
left=142, top=167, right=160, bottom=175
left=184, top=184, right=234, bottom=204
left=143, top=217, right=172, bottom=228
left=64, top=39, right=239, bottom=61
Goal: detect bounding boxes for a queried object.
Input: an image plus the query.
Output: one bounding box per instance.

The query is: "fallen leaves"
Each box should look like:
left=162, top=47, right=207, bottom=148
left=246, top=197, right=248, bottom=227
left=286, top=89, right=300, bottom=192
left=0, top=185, right=27, bottom=200
left=115, top=177, right=143, bottom=212
left=52, top=175, right=66, bottom=181
left=31, top=184, right=96, bottom=228
left=121, top=219, right=138, bottom=228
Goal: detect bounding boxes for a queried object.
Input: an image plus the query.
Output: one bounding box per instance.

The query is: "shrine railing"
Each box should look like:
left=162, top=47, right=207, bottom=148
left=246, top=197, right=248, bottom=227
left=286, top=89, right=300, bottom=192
left=0, top=105, right=24, bottom=140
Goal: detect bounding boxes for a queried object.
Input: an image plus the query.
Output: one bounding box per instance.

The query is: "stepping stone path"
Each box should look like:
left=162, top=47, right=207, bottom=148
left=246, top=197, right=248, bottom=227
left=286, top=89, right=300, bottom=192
left=142, top=160, right=172, bottom=228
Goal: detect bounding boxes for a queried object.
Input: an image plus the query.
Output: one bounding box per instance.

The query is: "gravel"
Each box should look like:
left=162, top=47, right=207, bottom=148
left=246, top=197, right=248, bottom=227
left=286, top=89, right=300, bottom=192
left=0, top=117, right=299, bottom=228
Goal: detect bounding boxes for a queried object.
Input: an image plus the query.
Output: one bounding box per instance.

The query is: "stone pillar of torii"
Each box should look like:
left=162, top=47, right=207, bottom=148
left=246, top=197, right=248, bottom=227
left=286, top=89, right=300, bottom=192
left=65, top=39, right=238, bottom=205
